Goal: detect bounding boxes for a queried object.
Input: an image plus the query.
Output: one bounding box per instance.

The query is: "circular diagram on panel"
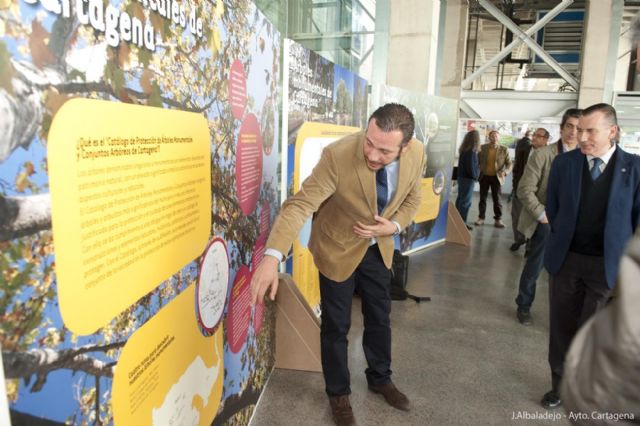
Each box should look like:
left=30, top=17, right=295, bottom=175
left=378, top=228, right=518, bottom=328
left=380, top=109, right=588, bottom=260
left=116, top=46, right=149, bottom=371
left=432, top=169, right=446, bottom=196
left=196, top=238, right=230, bottom=335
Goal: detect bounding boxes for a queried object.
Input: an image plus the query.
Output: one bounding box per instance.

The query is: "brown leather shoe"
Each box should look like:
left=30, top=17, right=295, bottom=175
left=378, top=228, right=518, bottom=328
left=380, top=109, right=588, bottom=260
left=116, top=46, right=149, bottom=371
left=329, top=395, right=356, bottom=426
left=368, top=382, right=410, bottom=411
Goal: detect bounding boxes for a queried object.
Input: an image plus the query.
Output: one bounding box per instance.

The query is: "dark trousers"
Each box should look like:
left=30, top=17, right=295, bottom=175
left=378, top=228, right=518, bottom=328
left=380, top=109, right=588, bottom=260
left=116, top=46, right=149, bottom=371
left=478, top=175, right=502, bottom=220
left=319, top=244, right=392, bottom=396
left=548, top=252, right=611, bottom=391
left=510, top=195, right=526, bottom=244
left=455, top=177, right=475, bottom=223
left=515, top=223, right=549, bottom=309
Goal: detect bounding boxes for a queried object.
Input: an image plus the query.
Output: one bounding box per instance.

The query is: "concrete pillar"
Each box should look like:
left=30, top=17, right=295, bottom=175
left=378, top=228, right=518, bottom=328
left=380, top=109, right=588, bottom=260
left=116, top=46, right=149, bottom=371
left=386, top=0, right=440, bottom=94
left=578, top=0, right=624, bottom=107
left=438, top=0, right=469, bottom=101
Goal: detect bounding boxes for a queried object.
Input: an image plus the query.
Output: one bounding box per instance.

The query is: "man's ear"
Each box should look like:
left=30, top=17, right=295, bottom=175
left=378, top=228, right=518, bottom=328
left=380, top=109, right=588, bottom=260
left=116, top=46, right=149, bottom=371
left=400, top=141, right=410, bottom=154
left=609, top=125, right=619, bottom=143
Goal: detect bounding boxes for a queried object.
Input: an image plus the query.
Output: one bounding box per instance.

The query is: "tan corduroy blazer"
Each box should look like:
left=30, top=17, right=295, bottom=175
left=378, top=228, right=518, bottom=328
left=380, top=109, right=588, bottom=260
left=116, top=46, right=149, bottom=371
left=516, top=142, right=562, bottom=239
left=266, top=131, right=425, bottom=282
left=478, top=143, right=512, bottom=185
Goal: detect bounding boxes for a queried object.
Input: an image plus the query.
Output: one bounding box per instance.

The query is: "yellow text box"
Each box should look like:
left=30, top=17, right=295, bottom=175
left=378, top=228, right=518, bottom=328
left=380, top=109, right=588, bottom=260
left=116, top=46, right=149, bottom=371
left=48, top=99, right=211, bottom=335
left=112, top=284, right=224, bottom=425
left=413, top=178, right=440, bottom=223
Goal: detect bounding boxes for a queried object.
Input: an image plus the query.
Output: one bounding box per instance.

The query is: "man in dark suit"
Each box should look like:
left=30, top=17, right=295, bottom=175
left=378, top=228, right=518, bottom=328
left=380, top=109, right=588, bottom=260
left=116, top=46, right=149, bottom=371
left=250, top=104, right=425, bottom=426
left=561, top=17, right=640, bottom=418
left=510, top=130, right=532, bottom=251
left=541, top=103, right=640, bottom=409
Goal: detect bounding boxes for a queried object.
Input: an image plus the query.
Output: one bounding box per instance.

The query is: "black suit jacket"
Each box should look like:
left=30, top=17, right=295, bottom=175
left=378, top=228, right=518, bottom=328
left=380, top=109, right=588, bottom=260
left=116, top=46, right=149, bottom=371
left=544, top=146, right=640, bottom=288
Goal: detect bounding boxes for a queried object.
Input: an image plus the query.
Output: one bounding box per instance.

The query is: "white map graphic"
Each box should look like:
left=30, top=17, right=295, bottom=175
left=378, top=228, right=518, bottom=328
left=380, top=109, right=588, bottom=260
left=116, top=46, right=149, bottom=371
left=198, top=239, right=229, bottom=331
left=151, top=346, right=221, bottom=426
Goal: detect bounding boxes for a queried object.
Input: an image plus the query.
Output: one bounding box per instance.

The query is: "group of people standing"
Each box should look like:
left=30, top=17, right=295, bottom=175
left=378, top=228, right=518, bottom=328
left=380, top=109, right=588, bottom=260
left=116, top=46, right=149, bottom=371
left=248, top=97, right=639, bottom=426
left=455, top=104, right=640, bottom=412
left=455, top=129, right=512, bottom=229
left=241, top=13, right=640, bottom=423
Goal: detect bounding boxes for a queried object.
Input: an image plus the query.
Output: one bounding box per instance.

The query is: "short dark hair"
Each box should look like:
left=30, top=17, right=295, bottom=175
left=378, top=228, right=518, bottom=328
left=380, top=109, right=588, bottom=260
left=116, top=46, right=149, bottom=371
left=582, top=103, right=618, bottom=127
left=368, top=103, right=415, bottom=145
left=560, top=108, right=582, bottom=128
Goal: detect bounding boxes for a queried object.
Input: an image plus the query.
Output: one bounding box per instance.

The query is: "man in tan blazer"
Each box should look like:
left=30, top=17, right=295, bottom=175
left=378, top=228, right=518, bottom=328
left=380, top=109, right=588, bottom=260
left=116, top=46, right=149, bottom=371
left=475, top=130, right=512, bottom=228
left=514, top=109, right=581, bottom=326
left=250, top=104, right=425, bottom=426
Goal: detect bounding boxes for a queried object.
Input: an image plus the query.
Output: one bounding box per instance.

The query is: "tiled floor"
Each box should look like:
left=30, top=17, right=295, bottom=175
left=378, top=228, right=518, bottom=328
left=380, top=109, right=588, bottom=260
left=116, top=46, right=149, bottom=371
left=251, top=194, right=571, bottom=425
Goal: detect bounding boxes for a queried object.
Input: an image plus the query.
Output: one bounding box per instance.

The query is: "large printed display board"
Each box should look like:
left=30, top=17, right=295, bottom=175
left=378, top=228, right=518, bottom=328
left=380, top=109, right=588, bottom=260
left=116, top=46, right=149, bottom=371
left=373, top=85, right=459, bottom=253
left=0, top=0, right=279, bottom=424
left=283, top=39, right=368, bottom=314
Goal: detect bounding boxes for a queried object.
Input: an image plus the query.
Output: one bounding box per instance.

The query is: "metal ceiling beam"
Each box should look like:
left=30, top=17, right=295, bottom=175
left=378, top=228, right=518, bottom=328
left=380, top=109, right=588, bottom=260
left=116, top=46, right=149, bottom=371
left=354, top=0, right=375, bottom=22
left=462, top=0, right=574, bottom=89
left=478, top=0, right=579, bottom=89
left=460, top=99, right=481, bottom=118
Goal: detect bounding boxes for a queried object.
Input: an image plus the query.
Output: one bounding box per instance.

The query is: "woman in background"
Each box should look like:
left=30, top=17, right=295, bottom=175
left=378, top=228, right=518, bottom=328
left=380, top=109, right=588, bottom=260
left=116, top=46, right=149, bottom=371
left=455, top=130, right=480, bottom=230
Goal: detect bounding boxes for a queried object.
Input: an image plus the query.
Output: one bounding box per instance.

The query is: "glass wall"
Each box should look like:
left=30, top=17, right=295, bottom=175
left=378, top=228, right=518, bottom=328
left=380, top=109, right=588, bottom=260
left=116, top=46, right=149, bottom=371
left=254, top=0, right=379, bottom=81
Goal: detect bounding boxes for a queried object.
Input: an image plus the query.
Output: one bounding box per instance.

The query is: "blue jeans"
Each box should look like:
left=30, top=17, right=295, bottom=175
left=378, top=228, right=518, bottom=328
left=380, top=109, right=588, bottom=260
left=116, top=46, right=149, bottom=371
left=455, top=178, right=475, bottom=223
left=515, top=222, right=550, bottom=310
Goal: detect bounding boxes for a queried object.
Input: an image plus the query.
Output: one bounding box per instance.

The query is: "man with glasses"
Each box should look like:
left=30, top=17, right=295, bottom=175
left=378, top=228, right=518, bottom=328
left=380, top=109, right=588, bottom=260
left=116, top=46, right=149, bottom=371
left=512, top=127, right=550, bottom=324
left=541, top=103, right=640, bottom=409
left=514, top=109, right=581, bottom=326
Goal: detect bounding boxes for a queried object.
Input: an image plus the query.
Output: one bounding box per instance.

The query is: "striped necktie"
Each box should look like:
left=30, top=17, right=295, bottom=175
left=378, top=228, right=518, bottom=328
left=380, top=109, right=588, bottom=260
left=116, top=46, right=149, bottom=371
left=376, top=167, right=388, bottom=214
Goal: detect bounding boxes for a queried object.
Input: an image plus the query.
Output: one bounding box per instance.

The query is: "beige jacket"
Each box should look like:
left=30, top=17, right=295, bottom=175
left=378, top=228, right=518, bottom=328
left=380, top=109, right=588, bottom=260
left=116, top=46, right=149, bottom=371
left=266, top=131, right=425, bottom=282
left=561, top=230, right=640, bottom=423
left=478, top=143, right=512, bottom=185
left=516, top=143, right=561, bottom=239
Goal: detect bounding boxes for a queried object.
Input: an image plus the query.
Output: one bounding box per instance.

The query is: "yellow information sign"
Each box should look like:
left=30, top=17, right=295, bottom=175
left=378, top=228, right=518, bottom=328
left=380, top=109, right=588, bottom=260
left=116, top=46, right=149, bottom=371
left=48, top=99, right=211, bottom=335
left=112, top=284, right=224, bottom=425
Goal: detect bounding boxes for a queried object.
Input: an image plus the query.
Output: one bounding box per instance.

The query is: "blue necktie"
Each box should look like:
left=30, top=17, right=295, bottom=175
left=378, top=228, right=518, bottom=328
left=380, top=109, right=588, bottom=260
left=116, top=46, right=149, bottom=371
left=376, top=167, right=388, bottom=214
left=590, top=158, right=603, bottom=181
